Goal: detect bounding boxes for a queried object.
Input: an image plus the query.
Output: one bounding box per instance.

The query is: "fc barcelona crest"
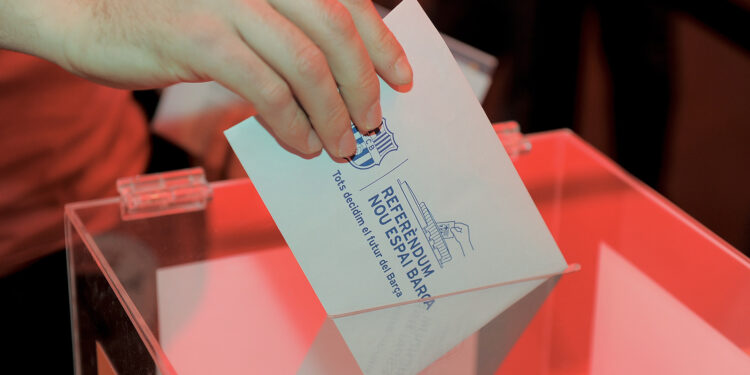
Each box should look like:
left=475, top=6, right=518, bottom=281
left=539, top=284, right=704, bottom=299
left=347, top=118, right=398, bottom=170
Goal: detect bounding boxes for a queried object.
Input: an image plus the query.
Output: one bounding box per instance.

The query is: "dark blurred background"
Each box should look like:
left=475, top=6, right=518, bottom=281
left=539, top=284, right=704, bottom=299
left=373, top=0, right=750, bottom=254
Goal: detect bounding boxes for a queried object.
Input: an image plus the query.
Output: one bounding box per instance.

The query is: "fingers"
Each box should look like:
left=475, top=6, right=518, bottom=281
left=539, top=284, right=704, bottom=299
left=268, top=0, right=383, bottom=134
left=338, top=0, right=413, bottom=92
left=198, top=32, right=323, bottom=155
left=233, top=2, right=356, bottom=158
left=198, top=0, right=411, bottom=159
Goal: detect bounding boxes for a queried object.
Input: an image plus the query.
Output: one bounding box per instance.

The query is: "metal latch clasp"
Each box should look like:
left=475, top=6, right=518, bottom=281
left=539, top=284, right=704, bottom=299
left=116, top=167, right=212, bottom=221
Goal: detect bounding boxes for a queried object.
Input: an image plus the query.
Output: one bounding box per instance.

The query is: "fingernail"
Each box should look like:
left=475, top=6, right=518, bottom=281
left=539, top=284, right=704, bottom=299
left=394, top=55, right=412, bottom=84
left=365, top=102, right=383, bottom=131
left=337, top=129, right=356, bottom=158
left=307, top=130, right=322, bottom=153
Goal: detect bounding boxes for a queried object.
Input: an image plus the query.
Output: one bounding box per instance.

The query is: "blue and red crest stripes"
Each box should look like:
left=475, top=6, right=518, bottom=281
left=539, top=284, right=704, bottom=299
left=347, top=118, right=398, bottom=170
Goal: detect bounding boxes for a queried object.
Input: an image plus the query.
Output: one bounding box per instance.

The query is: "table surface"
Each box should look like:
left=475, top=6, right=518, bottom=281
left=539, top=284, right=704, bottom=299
left=66, top=128, right=750, bottom=374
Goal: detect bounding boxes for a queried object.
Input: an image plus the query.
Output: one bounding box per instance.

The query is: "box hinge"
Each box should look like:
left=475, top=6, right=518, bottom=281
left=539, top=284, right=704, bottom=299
left=493, top=121, right=532, bottom=159
left=116, top=167, right=212, bottom=221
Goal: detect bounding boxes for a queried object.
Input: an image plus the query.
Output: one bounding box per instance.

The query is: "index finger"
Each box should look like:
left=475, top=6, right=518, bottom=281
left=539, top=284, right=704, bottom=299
left=268, top=0, right=383, bottom=133
left=339, top=0, right=413, bottom=91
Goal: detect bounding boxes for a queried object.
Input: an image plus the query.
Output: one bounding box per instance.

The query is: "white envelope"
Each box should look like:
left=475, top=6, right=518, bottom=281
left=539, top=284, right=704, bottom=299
left=225, top=1, right=570, bottom=373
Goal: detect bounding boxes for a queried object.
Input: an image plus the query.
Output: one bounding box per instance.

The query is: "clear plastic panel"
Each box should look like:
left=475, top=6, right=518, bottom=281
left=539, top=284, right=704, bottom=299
left=66, top=128, right=750, bottom=374
left=500, top=129, right=750, bottom=374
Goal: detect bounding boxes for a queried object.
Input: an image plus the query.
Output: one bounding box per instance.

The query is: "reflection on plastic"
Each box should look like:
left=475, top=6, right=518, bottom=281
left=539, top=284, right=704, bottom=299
left=590, top=243, right=750, bottom=374
left=156, top=250, right=325, bottom=375
left=298, top=274, right=567, bottom=374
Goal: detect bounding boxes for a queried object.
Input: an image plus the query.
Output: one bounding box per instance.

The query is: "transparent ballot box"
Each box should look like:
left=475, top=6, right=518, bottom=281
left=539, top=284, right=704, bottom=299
left=65, top=127, right=750, bottom=374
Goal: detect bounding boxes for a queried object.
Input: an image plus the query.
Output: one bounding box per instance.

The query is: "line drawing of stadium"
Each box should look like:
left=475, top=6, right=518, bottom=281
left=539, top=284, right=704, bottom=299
left=398, top=179, right=475, bottom=268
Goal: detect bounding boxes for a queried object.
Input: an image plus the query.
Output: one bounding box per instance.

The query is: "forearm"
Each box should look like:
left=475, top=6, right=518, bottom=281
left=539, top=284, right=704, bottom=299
left=0, top=0, right=77, bottom=65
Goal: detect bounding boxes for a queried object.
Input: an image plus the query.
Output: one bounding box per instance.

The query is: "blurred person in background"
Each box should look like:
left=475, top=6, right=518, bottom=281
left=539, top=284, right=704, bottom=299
left=0, top=0, right=412, bottom=372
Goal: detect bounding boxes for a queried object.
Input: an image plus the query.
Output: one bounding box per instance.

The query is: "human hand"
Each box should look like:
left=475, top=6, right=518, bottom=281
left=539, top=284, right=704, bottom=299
left=5, top=0, right=412, bottom=158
